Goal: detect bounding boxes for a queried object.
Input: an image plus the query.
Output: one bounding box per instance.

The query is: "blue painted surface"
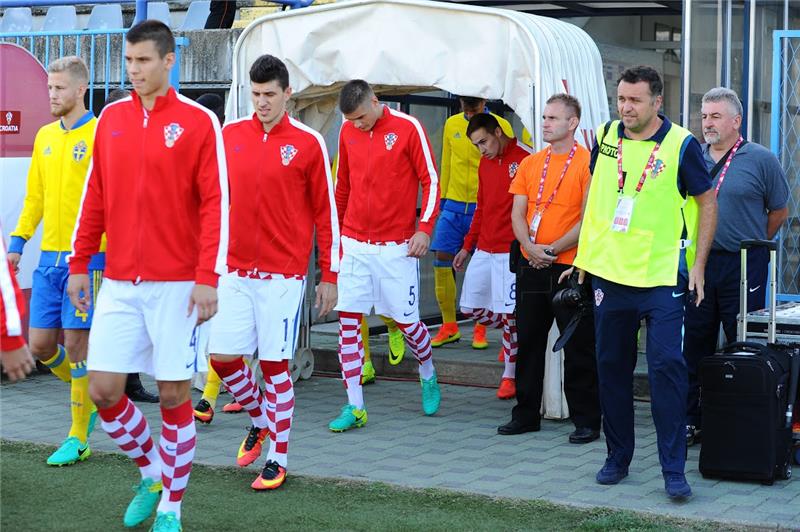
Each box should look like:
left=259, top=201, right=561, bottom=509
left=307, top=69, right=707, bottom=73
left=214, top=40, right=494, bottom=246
left=770, top=30, right=800, bottom=302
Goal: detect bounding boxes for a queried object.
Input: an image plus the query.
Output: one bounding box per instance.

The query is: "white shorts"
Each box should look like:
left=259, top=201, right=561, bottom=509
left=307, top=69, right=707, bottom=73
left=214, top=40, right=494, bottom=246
left=88, top=279, right=209, bottom=381
left=335, top=236, right=420, bottom=323
left=207, top=273, right=305, bottom=361
left=460, top=250, right=516, bottom=314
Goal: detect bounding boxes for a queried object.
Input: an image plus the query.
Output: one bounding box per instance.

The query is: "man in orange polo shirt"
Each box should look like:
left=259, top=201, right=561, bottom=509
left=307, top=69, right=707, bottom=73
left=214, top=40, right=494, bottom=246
left=500, top=94, right=600, bottom=443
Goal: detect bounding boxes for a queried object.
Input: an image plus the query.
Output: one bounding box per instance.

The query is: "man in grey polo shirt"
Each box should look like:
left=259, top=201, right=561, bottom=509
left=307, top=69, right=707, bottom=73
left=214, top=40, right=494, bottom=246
left=683, top=87, right=790, bottom=446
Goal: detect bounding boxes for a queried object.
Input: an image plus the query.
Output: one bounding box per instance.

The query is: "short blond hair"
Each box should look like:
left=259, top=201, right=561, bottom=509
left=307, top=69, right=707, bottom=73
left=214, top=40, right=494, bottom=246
left=48, top=56, right=89, bottom=84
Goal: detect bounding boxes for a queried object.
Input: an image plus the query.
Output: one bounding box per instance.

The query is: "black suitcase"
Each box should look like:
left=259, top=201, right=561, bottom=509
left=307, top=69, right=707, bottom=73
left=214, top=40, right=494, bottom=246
left=698, top=240, right=800, bottom=484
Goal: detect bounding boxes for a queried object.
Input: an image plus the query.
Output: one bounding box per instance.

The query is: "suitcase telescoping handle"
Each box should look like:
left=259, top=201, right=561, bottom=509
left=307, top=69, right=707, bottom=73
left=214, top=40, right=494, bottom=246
left=739, top=239, right=778, bottom=344
left=722, top=341, right=768, bottom=354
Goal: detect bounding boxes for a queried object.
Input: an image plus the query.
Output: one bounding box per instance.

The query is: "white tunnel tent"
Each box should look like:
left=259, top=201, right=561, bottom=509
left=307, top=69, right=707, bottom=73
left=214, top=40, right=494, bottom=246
left=226, top=0, right=610, bottom=149
left=229, top=0, right=609, bottom=417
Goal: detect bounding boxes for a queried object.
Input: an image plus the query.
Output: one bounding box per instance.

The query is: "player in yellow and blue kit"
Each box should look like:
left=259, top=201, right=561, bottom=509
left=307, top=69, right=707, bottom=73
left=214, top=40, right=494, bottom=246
left=431, top=96, right=516, bottom=350
left=7, top=57, right=104, bottom=466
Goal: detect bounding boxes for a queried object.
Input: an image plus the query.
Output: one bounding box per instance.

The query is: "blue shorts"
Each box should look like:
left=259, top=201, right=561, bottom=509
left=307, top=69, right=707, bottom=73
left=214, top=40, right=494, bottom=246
left=430, top=201, right=476, bottom=256
left=29, top=251, right=104, bottom=330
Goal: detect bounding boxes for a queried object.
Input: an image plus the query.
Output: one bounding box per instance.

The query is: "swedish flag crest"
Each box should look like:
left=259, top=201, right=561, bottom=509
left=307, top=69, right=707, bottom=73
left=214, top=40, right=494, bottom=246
left=72, top=140, right=88, bottom=162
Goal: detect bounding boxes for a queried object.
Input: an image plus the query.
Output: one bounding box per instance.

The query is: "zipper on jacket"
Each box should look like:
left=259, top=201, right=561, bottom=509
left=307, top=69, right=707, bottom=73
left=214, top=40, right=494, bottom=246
left=136, top=107, right=150, bottom=282
left=365, top=130, right=373, bottom=243
left=253, top=131, right=268, bottom=271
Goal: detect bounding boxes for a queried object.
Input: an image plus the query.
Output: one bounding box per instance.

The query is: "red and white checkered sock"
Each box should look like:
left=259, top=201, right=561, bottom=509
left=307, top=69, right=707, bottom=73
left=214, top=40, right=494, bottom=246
left=157, top=400, right=195, bottom=519
left=210, top=356, right=269, bottom=429
left=338, top=312, right=364, bottom=408
left=502, top=314, right=518, bottom=379
left=462, top=307, right=503, bottom=329
left=260, top=359, right=294, bottom=468
left=98, top=395, right=162, bottom=481
left=397, top=321, right=435, bottom=380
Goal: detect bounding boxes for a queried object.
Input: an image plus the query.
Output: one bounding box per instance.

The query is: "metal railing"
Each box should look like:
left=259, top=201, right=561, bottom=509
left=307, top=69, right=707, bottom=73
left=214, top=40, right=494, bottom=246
left=1, top=29, right=188, bottom=104
left=1, top=29, right=128, bottom=109
left=770, top=30, right=800, bottom=302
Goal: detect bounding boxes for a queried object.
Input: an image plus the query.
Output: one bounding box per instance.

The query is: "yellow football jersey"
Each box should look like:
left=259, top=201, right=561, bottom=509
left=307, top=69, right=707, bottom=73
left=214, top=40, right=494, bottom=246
left=11, top=113, right=106, bottom=253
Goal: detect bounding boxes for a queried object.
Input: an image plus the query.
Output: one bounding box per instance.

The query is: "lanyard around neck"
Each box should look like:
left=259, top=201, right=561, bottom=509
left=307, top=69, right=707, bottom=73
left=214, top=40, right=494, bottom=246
left=617, top=136, right=661, bottom=195
left=535, top=141, right=577, bottom=211
left=713, top=136, right=744, bottom=197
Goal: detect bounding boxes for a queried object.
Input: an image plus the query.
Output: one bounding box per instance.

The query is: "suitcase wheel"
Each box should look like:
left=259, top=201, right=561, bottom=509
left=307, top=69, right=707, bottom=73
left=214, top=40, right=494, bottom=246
left=779, top=463, right=792, bottom=480
left=761, top=479, right=775, bottom=486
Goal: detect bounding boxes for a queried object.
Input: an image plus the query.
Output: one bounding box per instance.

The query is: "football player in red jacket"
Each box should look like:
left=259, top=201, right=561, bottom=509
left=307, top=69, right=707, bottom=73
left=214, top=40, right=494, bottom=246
left=68, top=21, right=228, bottom=531
left=208, top=54, right=339, bottom=490
left=330, top=80, right=441, bottom=432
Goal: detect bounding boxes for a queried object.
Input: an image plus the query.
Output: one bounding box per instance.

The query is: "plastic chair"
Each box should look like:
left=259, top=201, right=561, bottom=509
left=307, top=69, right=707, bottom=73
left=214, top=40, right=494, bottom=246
left=146, top=2, right=172, bottom=28
left=0, top=7, right=33, bottom=33
left=86, top=4, right=124, bottom=30
left=42, top=6, right=79, bottom=32
left=180, top=0, right=211, bottom=31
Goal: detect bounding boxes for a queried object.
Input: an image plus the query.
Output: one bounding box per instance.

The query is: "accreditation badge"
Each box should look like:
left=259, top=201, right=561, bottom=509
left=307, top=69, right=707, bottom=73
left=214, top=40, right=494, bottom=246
left=611, top=196, right=635, bottom=233
left=529, top=211, right=542, bottom=242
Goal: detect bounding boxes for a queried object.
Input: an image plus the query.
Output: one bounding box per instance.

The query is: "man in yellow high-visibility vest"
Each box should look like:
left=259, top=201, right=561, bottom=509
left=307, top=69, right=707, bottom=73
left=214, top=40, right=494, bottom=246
left=570, top=66, right=717, bottom=500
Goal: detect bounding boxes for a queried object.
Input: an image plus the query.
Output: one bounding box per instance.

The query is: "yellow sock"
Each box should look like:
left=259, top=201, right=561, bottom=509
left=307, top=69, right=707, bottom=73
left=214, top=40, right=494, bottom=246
left=68, top=361, right=95, bottom=443
left=43, top=345, right=72, bottom=383
left=434, top=266, right=457, bottom=323
left=379, top=315, right=399, bottom=334
left=361, top=317, right=371, bottom=363
left=202, top=363, right=222, bottom=409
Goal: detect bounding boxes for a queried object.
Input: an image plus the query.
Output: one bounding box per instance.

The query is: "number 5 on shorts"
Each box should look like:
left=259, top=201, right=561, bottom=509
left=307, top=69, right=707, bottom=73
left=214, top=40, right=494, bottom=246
left=408, top=285, right=416, bottom=306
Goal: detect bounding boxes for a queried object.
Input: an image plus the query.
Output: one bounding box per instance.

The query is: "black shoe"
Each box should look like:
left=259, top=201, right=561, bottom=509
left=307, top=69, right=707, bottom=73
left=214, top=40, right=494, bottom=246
left=569, top=427, right=600, bottom=444
left=686, top=425, right=701, bottom=447
left=36, top=360, right=51, bottom=375
left=127, top=385, right=159, bottom=403
left=497, top=418, right=540, bottom=435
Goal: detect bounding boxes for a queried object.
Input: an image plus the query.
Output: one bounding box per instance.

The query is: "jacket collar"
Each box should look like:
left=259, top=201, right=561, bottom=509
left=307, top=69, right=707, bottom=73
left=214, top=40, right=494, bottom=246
left=131, top=86, right=178, bottom=113
left=249, top=111, right=290, bottom=134
left=372, top=105, right=390, bottom=129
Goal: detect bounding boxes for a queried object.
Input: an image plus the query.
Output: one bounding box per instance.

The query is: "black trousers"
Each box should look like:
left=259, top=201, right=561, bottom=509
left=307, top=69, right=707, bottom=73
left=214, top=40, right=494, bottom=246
left=204, top=1, right=236, bottom=29
left=511, top=260, right=601, bottom=430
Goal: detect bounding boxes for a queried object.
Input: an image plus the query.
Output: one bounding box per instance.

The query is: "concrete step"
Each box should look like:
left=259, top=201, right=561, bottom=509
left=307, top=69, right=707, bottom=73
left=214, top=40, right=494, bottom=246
left=309, top=321, right=652, bottom=400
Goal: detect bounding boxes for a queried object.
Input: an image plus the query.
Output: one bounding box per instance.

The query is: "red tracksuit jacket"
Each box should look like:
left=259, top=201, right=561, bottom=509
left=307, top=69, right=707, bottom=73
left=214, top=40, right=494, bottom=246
left=70, top=88, right=228, bottom=287
left=222, top=112, right=339, bottom=283
left=463, top=140, right=532, bottom=253
left=335, top=106, right=439, bottom=242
